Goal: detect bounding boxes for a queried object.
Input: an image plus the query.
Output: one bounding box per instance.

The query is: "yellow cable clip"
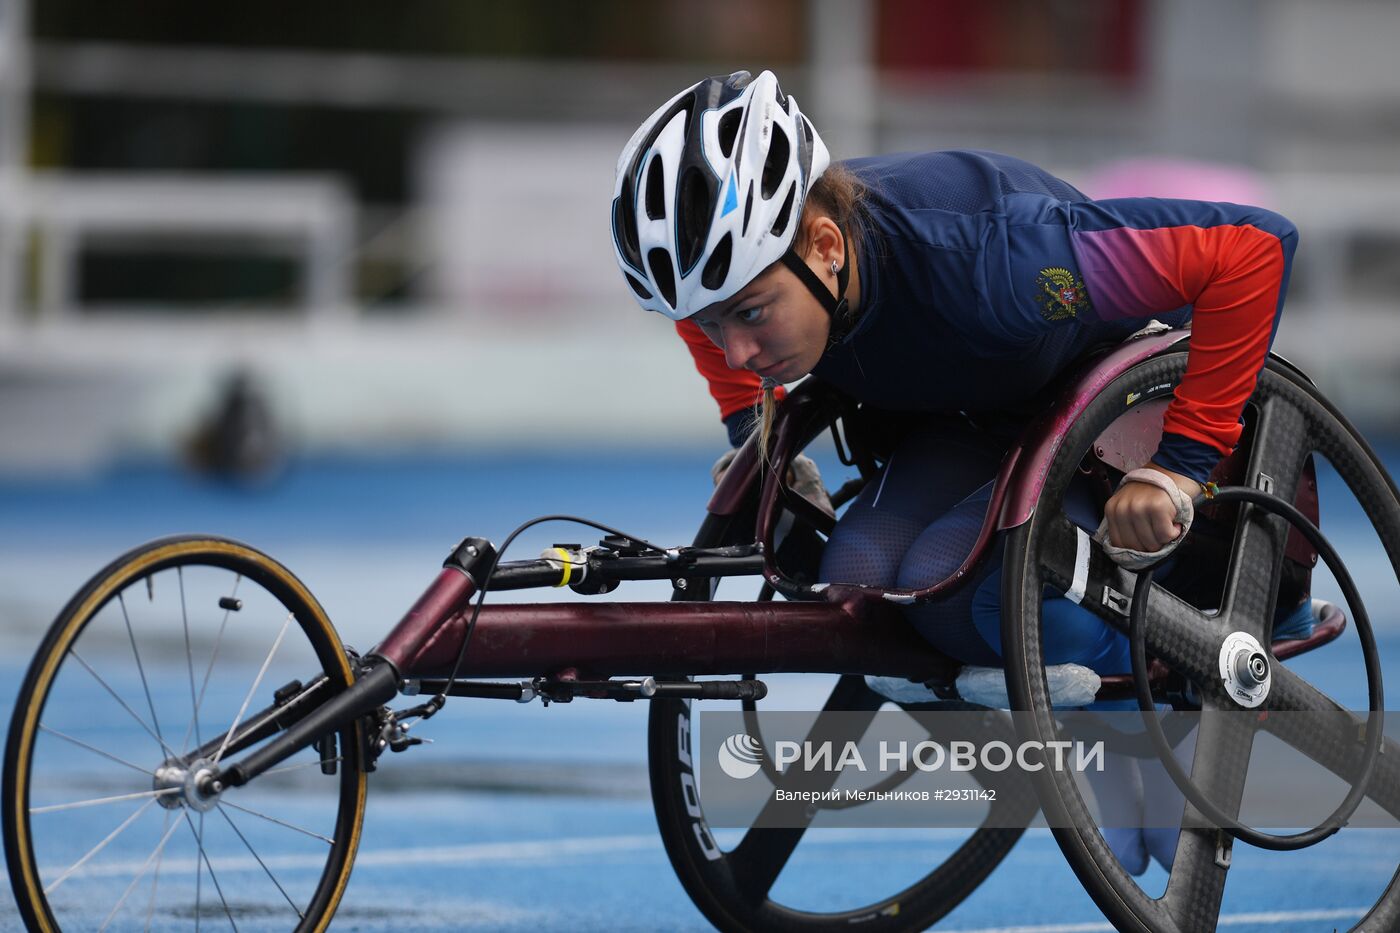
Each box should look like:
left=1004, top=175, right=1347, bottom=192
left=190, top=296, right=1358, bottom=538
left=547, top=547, right=577, bottom=587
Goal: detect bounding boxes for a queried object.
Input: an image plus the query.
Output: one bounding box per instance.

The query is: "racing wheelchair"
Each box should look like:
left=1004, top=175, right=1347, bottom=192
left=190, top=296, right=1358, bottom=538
left=5, top=329, right=1398, bottom=931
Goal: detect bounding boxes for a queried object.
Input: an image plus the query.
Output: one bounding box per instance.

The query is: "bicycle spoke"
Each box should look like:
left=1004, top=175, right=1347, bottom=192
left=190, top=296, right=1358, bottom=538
left=214, top=611, right=294, bottom=764
left=1161, top=827, right=1232, bottom=928
left=43, top=796, right=161, bottom=895
left=70, top=650, right=181, bottom=761
left=184, top=576, right=243, bottom=756
left=219, top=799, right=334, bottom=845
left=727, top=828, right=806, bottom=902
left=186, top=812, right=204, bottom=932
left=1219, top=500, right=1291, bottom=640
left=39, top=723, right=155, bottom=776
left=32, top=787, right=180, bottom=815
left=729, top=675, right=884, bottom=901
left=218, top=807, right=304, bottom=919
left=183, top=810, right=238, bottom=932
left=99, top=813, right=182, bottom=933
left=144, top=811, right=171, bottom=933
left=1244, top=393, right=1312, bottom=508
left=119, top=591, right=166, bottom=751
left=1264, top=668, right=1400, bottom=819
left=1160, top=700, right=1255, bottom=926
left=263, top=756, right=344, bottom=777
left=179, top=567, right=203, bottom=753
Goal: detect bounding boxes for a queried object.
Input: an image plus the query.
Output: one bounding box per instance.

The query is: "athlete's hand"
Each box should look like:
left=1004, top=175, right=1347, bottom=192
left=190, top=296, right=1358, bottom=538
left=711, top=450, right=834, bottom=516
left=787, top=453, right=835, bottom=517
left=1103, top=465, right=1202, bottom=552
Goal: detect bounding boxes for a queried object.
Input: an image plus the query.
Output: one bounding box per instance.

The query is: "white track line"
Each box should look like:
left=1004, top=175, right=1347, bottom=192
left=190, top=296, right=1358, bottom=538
left=45, top=833, right=661, bottom=879
left=943, top=907, right=1368, bottom=933
left=40, top=830, right=1376, bottom=933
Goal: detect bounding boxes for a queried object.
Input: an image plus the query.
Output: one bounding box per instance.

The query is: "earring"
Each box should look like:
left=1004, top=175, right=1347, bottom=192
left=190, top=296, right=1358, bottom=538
left=830, top=260, right=839, bottom=275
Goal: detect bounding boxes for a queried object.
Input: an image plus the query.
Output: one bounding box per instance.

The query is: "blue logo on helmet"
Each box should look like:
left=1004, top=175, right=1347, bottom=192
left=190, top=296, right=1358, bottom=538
left=721, top=174, right=739, bottom=217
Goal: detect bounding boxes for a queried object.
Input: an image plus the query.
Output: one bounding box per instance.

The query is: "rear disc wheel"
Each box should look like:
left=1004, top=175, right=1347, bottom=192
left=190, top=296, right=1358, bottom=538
left=648, top=510, right=1030, bottom=932
left=1002, top=354, right=1400, bottom=932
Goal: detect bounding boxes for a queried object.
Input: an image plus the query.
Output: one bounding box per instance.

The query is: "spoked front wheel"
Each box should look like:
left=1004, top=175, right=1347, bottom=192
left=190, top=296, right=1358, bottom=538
left=1002, top=353, right=1400, bottom=932
left=4, top=535, right=367, bottom=932
left=649, top=510, right=1030, bottom=932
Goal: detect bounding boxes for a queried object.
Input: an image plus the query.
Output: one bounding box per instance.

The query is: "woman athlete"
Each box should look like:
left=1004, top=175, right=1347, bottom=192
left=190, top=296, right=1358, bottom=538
left=609, top=70, right=1314, bottom=875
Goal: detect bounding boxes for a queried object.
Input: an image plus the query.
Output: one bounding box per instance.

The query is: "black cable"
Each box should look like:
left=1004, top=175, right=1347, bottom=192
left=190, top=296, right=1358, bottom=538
left=422, top=515, right=678, bottom=717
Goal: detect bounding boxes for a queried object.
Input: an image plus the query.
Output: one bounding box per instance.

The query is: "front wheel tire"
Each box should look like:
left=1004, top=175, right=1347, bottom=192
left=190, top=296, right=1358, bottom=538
left=3, top=535, right=367, bottom=932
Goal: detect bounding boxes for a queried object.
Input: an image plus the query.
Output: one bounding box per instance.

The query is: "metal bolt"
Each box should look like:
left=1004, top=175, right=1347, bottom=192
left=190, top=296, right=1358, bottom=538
left=674, top=578, right=688, bottom=590
left=1236, top=650, right=1269, bottom=687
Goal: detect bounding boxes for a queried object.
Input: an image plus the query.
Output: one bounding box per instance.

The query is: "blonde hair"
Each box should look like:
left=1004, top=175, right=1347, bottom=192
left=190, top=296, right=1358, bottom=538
left=753, top=163, right=867, bottom=469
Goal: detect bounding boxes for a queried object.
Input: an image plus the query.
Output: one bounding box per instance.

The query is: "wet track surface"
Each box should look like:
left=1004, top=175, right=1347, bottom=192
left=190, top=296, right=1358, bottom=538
left=1, top=450, right=1397, bottom=931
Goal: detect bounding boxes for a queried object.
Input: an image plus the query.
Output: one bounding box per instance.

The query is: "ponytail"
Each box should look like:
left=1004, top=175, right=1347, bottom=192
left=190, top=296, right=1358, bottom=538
left=755, top=382, right=779, bottom=471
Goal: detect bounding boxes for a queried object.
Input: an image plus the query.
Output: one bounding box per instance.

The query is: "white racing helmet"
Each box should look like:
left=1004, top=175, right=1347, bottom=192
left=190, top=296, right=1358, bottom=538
left=610, top=70, right=831, bottom=320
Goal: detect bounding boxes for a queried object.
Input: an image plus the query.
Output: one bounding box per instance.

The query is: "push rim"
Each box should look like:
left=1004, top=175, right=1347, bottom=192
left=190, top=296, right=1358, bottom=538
left=1128, top=485, right=1385, bottom=851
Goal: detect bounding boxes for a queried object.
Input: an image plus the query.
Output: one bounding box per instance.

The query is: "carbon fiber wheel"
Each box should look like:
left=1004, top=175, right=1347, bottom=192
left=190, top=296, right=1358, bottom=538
left=1002, top=352, right=1400, bottom=932
left=648, top=509, right=1031, bottom=932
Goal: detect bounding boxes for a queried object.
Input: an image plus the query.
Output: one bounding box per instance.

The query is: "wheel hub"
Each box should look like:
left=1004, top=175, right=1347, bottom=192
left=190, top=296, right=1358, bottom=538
left=152, top=757, right=224, bottom=812
left=1219, top=631, right=1271, bottom=707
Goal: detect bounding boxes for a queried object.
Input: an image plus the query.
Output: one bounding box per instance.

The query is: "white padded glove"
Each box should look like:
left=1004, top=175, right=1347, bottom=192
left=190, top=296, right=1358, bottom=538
left=1093, top=468, right=1195, bottom=570
left=711, top=450, right=834, bottom=517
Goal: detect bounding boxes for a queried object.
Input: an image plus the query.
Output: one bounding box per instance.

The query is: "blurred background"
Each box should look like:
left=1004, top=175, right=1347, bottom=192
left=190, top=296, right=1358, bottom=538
left=2, top=0, right=1400, bottom=477
left=3, top=3, right=1400, bottom=929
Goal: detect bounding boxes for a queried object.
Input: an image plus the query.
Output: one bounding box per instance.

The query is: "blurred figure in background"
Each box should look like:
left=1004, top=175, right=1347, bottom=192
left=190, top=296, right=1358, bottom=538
left=184, top=368, right=284, bottom=483
left=1084, top=156, right=1272, bottom=206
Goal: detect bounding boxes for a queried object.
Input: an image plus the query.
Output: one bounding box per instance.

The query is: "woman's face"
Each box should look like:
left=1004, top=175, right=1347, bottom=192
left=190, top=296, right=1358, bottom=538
left=690, top=259, right=831, bottom=384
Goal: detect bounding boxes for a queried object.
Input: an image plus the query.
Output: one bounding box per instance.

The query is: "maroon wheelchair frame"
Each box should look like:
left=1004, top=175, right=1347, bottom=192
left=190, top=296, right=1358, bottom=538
left=371, top=331, right=1193, bottom=681
left=216, top=329, right=1342, bottom=789
left=371, top=329, right=1338, bottom=686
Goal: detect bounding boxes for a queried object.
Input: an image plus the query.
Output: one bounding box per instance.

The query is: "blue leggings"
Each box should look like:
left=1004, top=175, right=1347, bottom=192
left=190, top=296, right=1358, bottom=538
left=819, top=425, right=1127, bottom=671
left=818, top=425, right=1311, bottom=672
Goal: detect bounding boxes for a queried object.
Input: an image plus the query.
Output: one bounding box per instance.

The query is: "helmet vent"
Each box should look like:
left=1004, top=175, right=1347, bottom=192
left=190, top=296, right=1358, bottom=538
left=612, top=193, right=641, bottom=268
left=761, top=126, right=790, bottom=199
left=644, top=154, right=666, bottom=220
left=701, top=233, right=732, bottom=290
left=770, top=182, right=796, bottom=238
left=647, top=248, right=676, bottom=310
left=718, top=108, right=742, bottom=159
left=742, top=180, right=754, bottom=236
left=624, top=273, right=652, bottom=300
left=675, top=92, right=698, bottom=138
left=676, top=166, right=712, bottom=274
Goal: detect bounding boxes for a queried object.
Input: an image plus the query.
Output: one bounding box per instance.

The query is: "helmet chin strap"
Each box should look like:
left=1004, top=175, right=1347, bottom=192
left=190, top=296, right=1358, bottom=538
left=778, top=233, right=853, bottom=349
